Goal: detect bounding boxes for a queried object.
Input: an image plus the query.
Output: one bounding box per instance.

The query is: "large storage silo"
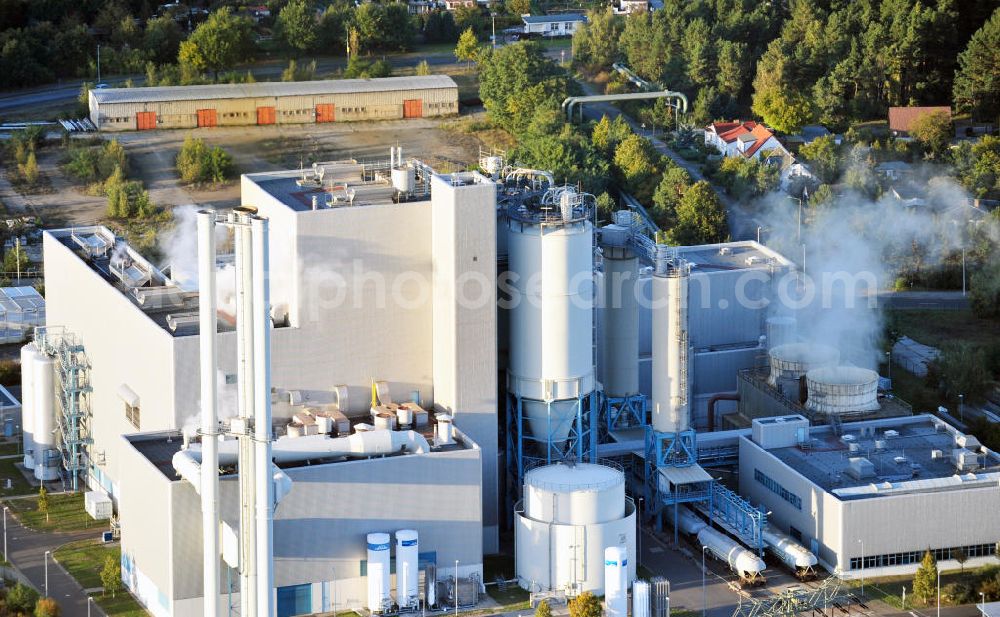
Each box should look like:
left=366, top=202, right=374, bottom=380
left=651, top=261, right=690, bottom=433
left=367, top=533, right=391, bottom=613
left=19, top=344, right=38, bottom=470
left=600, top=219, right=639, bottom=400
left=506, top=190, right=595, bottom=451
left=514, top=462, right=635, bottom=595
left=32, top=353, right=58, bottom=482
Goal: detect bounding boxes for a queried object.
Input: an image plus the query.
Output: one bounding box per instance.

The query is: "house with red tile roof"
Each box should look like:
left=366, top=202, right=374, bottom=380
left=704, top=120, right=789, bottom=160
left=888, top=106, right=951, bottom=137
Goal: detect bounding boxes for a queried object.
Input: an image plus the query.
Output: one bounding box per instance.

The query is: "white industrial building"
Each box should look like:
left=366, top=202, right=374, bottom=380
left=38, top=154, right=499, bottom=616
left=740, top=414, right=1000, bottom=578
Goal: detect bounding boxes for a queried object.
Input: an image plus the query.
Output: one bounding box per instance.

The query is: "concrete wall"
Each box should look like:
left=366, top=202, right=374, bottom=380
left=92, top=87, right=459, bottom=131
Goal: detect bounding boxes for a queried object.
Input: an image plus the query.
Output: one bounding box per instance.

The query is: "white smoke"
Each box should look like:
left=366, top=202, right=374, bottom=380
left=159, top=205, right=201, bottom=291
left=181, top=369, right=240, bottom=439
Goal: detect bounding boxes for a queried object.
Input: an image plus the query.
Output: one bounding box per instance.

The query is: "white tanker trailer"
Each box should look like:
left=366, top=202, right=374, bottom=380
left=672, top=507, right=765, bottom=585
left=762, top=527, right=818, bottom=580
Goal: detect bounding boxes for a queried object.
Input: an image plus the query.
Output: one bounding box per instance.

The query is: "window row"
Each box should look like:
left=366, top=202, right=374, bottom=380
left=848, top=543, right=998, bottom=570
left=755, top=468, right=803, bottom=510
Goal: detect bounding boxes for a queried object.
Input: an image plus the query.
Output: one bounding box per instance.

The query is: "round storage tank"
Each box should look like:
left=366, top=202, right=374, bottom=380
left=19, top=344, right=37, bottom=470
left=507, top=213, right=594, bottom=448
left=391, top=167, right=416, bottom=193
left=600, top=244, right=639, bottom=399
left=765, top=316, right=797, bottom=349
left=604, top=546, right=628, bottom=617
left=367, top=533, right=391, bottom=613
left=33, top=354, right=58, bottom=482
left=805, top=366, right=880, bottom=415
left=395, top=530, right=419, bottom=609
left=524, top=462, right=625, bottom=525
left=515, top=462, right=635, bottom=596
left=767, top=343, right=839, bottom=400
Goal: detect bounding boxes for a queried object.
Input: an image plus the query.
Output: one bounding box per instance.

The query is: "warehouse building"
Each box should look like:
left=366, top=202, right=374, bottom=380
left=39, top=154, right=498, bottom=616
left=739, top=414, right=1000, bottom=578
left=88, top=75, right=459, bottom=131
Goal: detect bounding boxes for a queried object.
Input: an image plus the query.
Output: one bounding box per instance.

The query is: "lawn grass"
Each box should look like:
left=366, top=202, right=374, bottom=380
left=5, top=492, right=104, bottom=533
left=843, top=565, right=1000, bottom=610
left=0, top=457, right=32, bottom=497
left=54, top=539, right=149, bottom=616
left=890, top=308, right=1000, bottom=350
left=886, top=360, right=947, bottom=414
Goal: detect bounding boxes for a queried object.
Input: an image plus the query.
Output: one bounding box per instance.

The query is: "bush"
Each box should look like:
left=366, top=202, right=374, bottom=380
left=176, top=137, right=233, bottom=185
left=105, top=166, right=155, bottom=219
left=34, top=596, right=60, bottom=617
left=65, top=139, right=127, bottom=183
left=281, top=59, right=316, bottom=82
left=6, top=583, right=39, bottom=614
left=343, top=56, right=392, bottom=79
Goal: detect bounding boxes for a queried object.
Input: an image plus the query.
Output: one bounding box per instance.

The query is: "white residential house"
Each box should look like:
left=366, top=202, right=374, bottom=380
left=522, top=14, right=587, bottom=36
left=704, top=121, right=789, bottom=161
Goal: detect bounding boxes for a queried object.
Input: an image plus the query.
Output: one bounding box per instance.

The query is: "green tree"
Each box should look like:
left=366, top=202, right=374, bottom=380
left=37, top=484, right=49, bottom=522
left=716, top=40, right=747, bottom=96
left=6, top=584, right=39, bottom=614
left=506, top=0, right=532, bottom=15
left=19, top=150, right=39, bottom=185
left=34, top=597, right=60, bottom=617
left=101, top=554, right=122, bottom=598
left=352, top=3, right=415, bottom=53
left=415, top=60, right=432, bottom=76
left=667, top=180, right=728, bottom=245
left=591, top=114, right=631, bottom=156
left=651, top=164, right=692, bottom=229
left=104, top=166, right=129, bottom=218
left=970, top=260, right=1000, bottom=319
left=954, top=547, right=968, bottom=573
left=3, top=242, right=29, bottom=275
left=453, top=5, right=485, bottom=38
left=799, top=135, right=840, bottom=183
left=912, top=550, right=937, bottom=603
left=953, top=8, right=1000, bottom=121
left=421, top=10, right=459, bottom=44
left=317, top=5, right=351, bottom=53
left=571, top=8, right=621, bottom=73
left=535, top=599, right=552, bottom=617
left=178, top=7, right=254, bottom=80
left=143, top=15, right=183, bottom=64
left=176, top=137, right=234, bottom=185
left=952, top=135, right=1000, bottom=200
left=455, top=27, right=480, bottom=71
left=478, top=41, right=570, bottom=136
left=568, top=591, right=602, bottom=617
left=937, top=341, right=991, bottom=400
left=613, top=133, right=661, bottom=203
left=276, top=0, right=318, bottom=56
left=77, top=81, right=93, bottom=117
left=910, top=111, right=952, bottom=157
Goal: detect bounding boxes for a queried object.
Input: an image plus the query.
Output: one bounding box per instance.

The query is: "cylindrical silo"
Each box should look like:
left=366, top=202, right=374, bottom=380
left=651, top=262, right=690, bottom=433
left=395, top=530, right=419, bottom=609
left=19, top=344, right=37, bottom=470
left=805, top=366, right=881, bottom=415
left=604, top=546, right=628, bottom=617
left=507, top=203, right=595, bottom=449
left=633, top=580, right=651, bottom=617
left=33, top=354, right=58, bottom=482
left=515, top=462, right=635, bottom=595
left=600, top=238, right=639, bottom=399
left=367, top=532, right=391, bottom=613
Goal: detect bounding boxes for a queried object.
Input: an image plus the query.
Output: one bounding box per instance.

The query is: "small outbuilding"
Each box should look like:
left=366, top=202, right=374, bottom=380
left=88, top=75, right=459, bottom=132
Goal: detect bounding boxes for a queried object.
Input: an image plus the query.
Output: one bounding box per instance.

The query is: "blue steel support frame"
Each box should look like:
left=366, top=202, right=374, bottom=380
left=505, top=389, right=598, bottom=514
left=600, top=393, right=647, bottom=442
left=703, top=482, right=768, bottom=555
left=643, top=427, right=706, bottom=539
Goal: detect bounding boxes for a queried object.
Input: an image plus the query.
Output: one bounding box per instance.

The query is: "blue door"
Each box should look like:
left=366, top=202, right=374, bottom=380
left=277, top=584, right=312, bottom=617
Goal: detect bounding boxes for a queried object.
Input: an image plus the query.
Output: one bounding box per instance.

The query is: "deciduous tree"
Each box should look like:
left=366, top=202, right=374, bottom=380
left=276, top=0, right=319, bottom=56
left=178, top=7, right=254, bottom=80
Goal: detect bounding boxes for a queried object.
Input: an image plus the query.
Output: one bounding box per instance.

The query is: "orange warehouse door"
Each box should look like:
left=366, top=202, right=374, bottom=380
left=402, top=99, right=423, bottom=118
left=315, top=104, right=335, bottom=123
left=196, top=109, right=217, bottom=128
left=136, top=111, right=156, bottom=130
left=257, top=106, right=276, bottom=125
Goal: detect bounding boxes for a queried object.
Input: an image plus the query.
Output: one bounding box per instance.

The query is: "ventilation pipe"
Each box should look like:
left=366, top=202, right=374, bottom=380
left=197, top=209, right=220, bottom=617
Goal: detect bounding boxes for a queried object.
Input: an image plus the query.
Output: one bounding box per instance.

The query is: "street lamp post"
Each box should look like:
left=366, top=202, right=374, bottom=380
left=491, top=13, right=497, bottom=49
left=454, top=560, right=459, bottom=617
left=638, top=496, right=644, bottom=567
left=980, top=592, right=986, bottom=617
left=787, top=196, right=803, bottom=243
left=332, top=567, right=337, bottom=614
left=959, top=394, right=965, bottom=422
left=858, top=539, right=864, bottom=599
left=44, top=550, right=50, bottom=597
left=702, top=545, right=709, bottom=617
left=886, top=351, right=892, bottom=384
left=937, top=566, right=941, bottom=617
left=88, top=596, right=94, bottom=617
left=3, top=506, right=7, bottom=564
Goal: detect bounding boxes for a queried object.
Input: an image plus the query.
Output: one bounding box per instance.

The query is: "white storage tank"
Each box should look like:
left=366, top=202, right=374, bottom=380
left=767, top=343, right=840, bottom=400
left=805, top=366, right=880, bottom=415
left=395, top=530, right=419, bottom=609
left=367, top=532, right=391, bottom=613
left=651, top=262, right=690, bottom=433
left=85, top=491, right=113, bottom=520
left=515, top=462, right=635, bottom=595
left=32, top=353, right=58, bottom=482
left=600, top=224, right=639, bottom=399
left=604, top=546, right=628, bottom=617
left=19, top=344, right=37, bottom=470
left=506, top=200, right=595, bottom=449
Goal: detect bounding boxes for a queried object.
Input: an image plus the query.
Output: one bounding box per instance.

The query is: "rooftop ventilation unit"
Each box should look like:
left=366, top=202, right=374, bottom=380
left=166, top=312, right=199, bottom=332
left=846, top=457, right=875, bottom=480
left=884, top=429, right=899, bottom=438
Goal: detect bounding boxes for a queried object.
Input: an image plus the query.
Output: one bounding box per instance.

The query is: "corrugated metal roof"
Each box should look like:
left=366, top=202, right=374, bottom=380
left=522, top=13, right=586, bottom=23
left=90, top=75, right=458, bottom=105
left=658, top=464, right=712, bottom=485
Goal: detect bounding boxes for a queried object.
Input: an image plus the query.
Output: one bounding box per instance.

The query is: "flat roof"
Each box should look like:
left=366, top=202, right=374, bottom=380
left=90, top=75, right=458, bottom=105
left=675, top=241, right=793, bottom=273
left=523, top=13, right=586, bottom=23
left=764, top=416, right=1000, bottom=499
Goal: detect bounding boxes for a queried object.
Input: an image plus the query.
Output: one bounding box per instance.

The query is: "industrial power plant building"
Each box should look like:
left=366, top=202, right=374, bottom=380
left=88, top=75, right=459, bottom=131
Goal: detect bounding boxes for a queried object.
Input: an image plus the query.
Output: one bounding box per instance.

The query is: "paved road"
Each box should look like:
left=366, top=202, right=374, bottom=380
left=5, top=502, right=107, bottom=616
left=876, top=291, right=970, bottom=310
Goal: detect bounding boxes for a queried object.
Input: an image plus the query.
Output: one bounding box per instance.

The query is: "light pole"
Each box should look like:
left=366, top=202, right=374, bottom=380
left=44, top=550, right=50, bottom=597
left=702, top=545, right=709, bottom=617
left=88, top=596, right=94, bottom=617
left=332, top=567, right=337, bottom=614
left=787, top=196, right=803, bottom=243
left=959, top=394, right=965, bottom=422
left=3, top=506, right=7, bottom=564
left=858, top=539, right=864, bottom=599
left=756, top=226, right=769, bottom=244
left=491, top=12, right=497, bottom=49
left=454, top=560, right=459, bottom=617
left=980, top=592, right=986, bottom=617
left=937, top=565, right=941, bottom=617
left=97, top=45, right=101, bottom=83
left=638, top=496, right=644, bottom=567
left=886, top=350, right=892, bottom=385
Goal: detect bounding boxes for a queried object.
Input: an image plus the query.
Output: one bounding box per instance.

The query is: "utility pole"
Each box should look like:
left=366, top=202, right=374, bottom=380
left=97, top=45, right=101, bottom=83
left=491, top=12, right=497, bottom=49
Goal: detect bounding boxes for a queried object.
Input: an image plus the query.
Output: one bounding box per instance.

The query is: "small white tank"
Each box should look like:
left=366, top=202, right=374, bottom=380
left=604, top=546, right=628, bottom=617
left=805, top=366, right=880, bottom=414
left=391, top=167, right=416, bottom=193
left=435, top=414, right=454, bottom=445
left=396, top=530, right=419, bottom=609
left=632, top=579, right=651, bottom=617
left=367, top=533, right=391, bottom=613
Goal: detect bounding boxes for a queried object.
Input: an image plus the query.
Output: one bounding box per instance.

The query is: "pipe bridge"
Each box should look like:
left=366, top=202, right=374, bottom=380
left=561, top=91, right=689, bottom=123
